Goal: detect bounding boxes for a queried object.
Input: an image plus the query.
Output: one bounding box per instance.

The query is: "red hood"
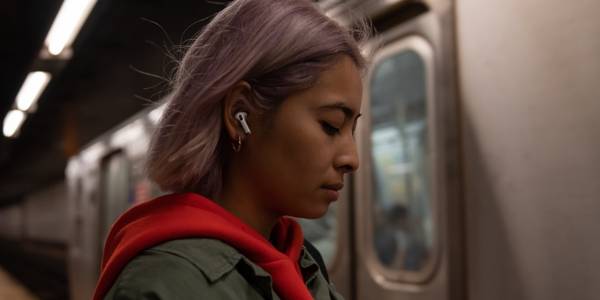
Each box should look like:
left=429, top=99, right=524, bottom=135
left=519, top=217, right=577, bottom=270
left=93, top=193, right=311, bottom=300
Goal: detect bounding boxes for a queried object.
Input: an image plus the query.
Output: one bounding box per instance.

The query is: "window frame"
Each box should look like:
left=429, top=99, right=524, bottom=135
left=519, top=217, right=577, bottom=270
left=358, top=35, right=441, bottom=284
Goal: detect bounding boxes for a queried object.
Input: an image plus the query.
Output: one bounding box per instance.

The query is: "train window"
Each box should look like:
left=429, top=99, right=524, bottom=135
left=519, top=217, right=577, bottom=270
left=297, top=201, right=338, bottom=266
left=99, top=152, right=132, bottom=241
left=367, top=40, right=435, bottom=280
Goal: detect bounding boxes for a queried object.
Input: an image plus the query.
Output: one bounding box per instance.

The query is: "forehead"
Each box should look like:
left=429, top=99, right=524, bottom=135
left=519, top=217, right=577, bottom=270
left=288, top=56, right=363, bottom=114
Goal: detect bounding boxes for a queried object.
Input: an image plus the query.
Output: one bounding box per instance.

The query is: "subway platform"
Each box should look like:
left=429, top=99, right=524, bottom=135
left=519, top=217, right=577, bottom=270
left=0, top=239, right=69, bottom=300
left=0, top=267, right=38, bottom=300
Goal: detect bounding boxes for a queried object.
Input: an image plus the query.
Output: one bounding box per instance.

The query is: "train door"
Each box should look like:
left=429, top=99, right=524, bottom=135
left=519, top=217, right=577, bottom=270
left=353, top=6, right=463, bottom=300
left=98, top=151, right=132, bottom=261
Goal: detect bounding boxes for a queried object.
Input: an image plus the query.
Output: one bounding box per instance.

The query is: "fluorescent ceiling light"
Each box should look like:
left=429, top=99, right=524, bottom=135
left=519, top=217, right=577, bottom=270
left=45, top=0, right=98, bottom=56
left=15, top=71, right=52, bottom=112
left=3, top=110, right=27, bottom=138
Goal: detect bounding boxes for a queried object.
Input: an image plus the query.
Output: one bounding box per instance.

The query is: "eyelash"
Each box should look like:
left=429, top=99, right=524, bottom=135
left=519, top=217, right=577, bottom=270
left=321, top=122, right=340, bottom=136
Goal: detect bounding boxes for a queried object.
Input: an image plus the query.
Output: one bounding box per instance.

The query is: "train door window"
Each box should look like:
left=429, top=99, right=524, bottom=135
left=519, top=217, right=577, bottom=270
left=73, top=178, right=83, bottom=247
left=367, top=37, right=436, bottom=281
left=99, top=151, right=132, bottom=241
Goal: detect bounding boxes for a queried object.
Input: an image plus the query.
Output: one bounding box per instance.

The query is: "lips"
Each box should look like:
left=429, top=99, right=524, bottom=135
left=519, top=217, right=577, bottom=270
left=322, top=182, right=344, bottom=191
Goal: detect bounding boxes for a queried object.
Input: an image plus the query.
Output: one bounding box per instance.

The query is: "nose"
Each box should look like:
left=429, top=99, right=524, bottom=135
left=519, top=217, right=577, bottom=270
left=334, top=135, right=359, bottom=174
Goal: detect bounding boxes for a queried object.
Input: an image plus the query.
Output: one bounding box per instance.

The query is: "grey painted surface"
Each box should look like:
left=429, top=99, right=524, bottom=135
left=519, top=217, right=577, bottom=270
left=456, top=1, right=600, bottom=299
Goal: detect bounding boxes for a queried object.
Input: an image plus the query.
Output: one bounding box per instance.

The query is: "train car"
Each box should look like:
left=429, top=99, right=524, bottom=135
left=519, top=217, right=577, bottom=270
left=65, top=103, right=164, bottom=300
left=64, top=0, right=600, bottom=300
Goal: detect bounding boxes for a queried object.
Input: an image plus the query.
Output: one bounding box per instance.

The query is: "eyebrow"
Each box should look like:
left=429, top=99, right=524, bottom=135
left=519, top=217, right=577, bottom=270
left=318, top=102, right=362, bottom=120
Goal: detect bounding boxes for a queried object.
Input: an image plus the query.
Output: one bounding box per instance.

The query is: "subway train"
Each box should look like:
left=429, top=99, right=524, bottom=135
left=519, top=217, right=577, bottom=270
left=3, top=0, right=599, bottom=299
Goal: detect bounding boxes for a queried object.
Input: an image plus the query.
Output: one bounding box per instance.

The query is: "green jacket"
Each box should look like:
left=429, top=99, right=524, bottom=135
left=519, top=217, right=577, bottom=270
left=104, top=238, right=344, bottom=299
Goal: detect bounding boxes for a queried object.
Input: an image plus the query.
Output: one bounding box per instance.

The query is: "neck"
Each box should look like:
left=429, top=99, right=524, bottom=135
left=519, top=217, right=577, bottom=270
left=216, top=167, right=280, bottom=239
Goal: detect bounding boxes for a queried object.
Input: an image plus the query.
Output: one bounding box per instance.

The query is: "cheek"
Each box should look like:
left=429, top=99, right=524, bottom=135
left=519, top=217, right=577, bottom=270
left=276, top=120, right=332, bottom=179
left=250, top=118, right=332, bottom=196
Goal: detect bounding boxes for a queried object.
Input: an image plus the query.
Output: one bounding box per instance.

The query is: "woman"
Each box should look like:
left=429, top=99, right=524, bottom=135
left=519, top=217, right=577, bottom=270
left=94, top=0, right=368, bottom=299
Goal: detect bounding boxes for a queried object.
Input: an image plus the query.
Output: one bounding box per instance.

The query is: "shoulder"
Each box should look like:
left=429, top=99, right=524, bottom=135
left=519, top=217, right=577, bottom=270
left=299, top=244, right=346, bottom=300
left=104, top=238, right=259, bottom=300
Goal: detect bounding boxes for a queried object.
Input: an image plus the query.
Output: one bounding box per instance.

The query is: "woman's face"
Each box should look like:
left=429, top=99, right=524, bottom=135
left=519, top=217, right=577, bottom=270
left=243, top=56, right=363, bottom=218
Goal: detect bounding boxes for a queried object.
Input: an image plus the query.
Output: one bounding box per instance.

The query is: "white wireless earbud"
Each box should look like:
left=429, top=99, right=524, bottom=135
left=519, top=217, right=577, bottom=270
left=235, top=112, right=252, bottom=135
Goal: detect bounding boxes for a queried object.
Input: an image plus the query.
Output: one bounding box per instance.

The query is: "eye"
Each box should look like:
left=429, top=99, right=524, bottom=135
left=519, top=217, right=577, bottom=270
left=320, top=122, right=340, bottom=136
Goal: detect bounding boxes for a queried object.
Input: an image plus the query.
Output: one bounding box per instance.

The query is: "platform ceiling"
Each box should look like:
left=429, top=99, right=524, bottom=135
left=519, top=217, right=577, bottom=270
left=0, top=0, right=228, bottom=206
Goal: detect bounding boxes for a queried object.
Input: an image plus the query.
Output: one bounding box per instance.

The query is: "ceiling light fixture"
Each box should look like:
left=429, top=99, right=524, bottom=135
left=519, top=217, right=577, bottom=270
left=15, top=71, right=52, bottom=112
left=44, top=0, right=98, bottom=56
left=3, top=110, right=27, bottom=138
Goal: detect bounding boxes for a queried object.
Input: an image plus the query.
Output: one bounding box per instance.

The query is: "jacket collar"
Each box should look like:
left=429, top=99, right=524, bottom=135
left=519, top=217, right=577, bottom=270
left=157, top=238, right=322, bottom=300
left=173, top=238, right=320, bottom=284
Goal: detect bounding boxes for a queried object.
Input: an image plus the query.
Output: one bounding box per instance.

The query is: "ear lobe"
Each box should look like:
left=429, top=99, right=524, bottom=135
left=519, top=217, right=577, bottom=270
left=223, top=81, right=252, bottom=140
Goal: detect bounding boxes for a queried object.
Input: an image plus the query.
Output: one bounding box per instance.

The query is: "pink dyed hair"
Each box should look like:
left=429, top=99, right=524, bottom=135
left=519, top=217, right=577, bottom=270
left=146, top=0, right=370, bottom=197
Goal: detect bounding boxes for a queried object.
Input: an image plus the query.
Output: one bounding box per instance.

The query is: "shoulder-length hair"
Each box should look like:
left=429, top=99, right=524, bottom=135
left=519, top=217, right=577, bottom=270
left=146, top=0, right=370, bottom=198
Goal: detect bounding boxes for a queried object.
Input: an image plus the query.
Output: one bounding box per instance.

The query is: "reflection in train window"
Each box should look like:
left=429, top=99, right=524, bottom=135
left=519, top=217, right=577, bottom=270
left=298, top=201, right=338, bottom=266
left=369, top=49, right=434, bottom=274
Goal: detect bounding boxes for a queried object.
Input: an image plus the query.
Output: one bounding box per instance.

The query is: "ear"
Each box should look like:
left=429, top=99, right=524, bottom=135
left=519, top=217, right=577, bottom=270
left=223, top=81, right=252, bottom=140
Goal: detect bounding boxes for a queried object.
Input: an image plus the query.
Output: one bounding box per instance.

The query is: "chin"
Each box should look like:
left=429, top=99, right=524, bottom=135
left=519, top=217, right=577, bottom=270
left=294, top=204, right=330, bottom=219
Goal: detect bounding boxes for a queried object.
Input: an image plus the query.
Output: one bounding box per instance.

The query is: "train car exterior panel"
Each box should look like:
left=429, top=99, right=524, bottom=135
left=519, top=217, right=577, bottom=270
left=457, top=0, right=600, bottom=299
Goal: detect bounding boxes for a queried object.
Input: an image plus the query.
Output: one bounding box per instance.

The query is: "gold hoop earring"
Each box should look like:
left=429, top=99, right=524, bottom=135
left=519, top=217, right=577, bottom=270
left=232, top=136, right=242, bottom=152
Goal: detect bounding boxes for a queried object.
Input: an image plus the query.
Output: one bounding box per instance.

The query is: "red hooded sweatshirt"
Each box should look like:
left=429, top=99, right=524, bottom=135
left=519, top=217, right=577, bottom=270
left=93, top=193, right=313, bottom=300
